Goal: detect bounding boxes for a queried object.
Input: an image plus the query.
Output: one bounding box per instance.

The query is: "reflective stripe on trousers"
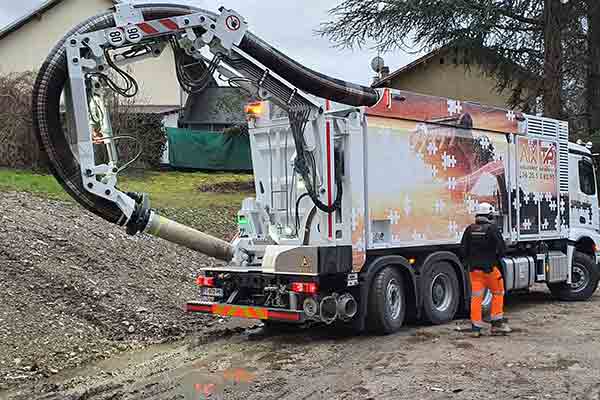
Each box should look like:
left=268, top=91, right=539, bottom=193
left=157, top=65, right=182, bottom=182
left=470, top=267, right=505, bottom=326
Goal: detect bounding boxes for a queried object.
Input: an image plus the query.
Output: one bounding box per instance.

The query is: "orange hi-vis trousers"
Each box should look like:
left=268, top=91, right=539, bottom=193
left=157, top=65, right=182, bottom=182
left=470, top=267, right=505, bottom=328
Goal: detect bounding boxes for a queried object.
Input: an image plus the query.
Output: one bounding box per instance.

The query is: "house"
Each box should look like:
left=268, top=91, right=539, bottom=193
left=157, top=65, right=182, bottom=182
left=372, top=46, right=539, bottom=111
left=0, top=0, right=182, bottom=111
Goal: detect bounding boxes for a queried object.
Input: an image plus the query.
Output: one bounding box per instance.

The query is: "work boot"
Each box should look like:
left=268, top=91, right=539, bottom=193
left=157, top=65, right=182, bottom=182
left=471, top=325, right=482, bottom=338
left=491, top=320, right=512, bottom=335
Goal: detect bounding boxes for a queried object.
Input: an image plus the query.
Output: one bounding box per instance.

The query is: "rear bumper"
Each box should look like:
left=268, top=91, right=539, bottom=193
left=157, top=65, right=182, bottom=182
left=186, top=302, right=305, bottom=323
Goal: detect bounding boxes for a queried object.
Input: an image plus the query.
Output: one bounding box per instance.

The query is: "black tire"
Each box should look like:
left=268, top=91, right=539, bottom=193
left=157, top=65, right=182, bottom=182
left=367, top=267, right=406, bottom=334
left=421, top=262, right=460, bottom=324
left=548, top=251, right=600, bottom=301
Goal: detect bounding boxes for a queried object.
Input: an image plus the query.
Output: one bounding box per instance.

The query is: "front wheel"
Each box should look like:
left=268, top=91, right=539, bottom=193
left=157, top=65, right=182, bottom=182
left=548, top=251, right=599, bottom=301
left=367, top=267, right=406, bottom=334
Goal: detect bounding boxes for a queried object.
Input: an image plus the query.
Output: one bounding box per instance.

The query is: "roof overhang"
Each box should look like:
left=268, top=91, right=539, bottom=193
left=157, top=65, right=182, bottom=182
left=372, top=45, right=542, bottom=90
left=0, top=0, right=120, bottom=42
left=372, top=48, right=444, bottom=88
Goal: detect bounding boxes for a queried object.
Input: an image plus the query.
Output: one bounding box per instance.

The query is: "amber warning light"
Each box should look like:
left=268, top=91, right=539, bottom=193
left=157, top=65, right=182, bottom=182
left=244, top=101, right=264, bottom=118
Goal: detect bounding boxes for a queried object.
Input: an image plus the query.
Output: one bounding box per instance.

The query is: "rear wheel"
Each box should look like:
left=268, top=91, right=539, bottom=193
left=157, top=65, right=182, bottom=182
left=548, top=251, right=599, bottom=301
left=421, top=262, right=460, bottom=324
left=367, top=267, right=406, bottom=334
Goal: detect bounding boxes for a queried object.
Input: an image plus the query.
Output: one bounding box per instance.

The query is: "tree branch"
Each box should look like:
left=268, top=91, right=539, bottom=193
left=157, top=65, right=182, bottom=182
left=497, top=6, right=543, bottom=26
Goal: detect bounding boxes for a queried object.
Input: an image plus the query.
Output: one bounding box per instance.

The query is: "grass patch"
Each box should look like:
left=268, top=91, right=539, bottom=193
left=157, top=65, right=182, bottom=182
left=118, top=170, right=252, bottom=209
left=0, top=169, right=69, bottom=201
left=0, top=168, right=254, bottom=238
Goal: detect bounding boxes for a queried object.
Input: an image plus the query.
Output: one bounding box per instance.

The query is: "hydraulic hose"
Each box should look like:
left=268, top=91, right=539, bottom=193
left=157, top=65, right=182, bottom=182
left=32, top=2, right=378, bottom=230
left=238, top=34, right=379, bottom=107
left=32, top=4, right=196, bottom=225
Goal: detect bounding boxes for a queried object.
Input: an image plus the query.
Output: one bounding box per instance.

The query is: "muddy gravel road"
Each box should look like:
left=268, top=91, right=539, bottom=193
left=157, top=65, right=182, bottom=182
left=0, top=192, right=219, bottom=391
left=2, top=192, right=600, bottom=400
left=5, top=290, right=600, bottom=400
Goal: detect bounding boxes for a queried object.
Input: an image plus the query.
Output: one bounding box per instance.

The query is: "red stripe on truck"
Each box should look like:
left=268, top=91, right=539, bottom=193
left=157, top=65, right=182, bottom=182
left=186, top=304, right=212, bottom=313
left=268, top=310, right=301, bottom=321
left=137, top=22, right=159, bottom=34
left=159, top=18, right=179, bottom=31
left=186, top=302, right=301, bottom=321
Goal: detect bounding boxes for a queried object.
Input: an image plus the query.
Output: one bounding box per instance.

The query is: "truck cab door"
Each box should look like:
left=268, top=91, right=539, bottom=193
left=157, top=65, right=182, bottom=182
left=570, top=155, right=599, bottom=231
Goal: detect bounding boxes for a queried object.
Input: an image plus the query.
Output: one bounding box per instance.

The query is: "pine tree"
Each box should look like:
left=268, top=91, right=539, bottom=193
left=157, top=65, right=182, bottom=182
left=320, top=0, right=577, bottom=120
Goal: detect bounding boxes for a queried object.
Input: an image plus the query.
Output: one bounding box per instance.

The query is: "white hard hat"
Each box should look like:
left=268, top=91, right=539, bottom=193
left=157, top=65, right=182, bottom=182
left=475, top=202, right=496, bottom=216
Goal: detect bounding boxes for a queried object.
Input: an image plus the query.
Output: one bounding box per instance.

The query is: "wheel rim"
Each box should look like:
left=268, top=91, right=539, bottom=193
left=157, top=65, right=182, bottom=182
left=570, top=264, right=590, bottom=293
left=386, top=279, right=402, bottom=320
left=430, top=273, right=453, bottom=312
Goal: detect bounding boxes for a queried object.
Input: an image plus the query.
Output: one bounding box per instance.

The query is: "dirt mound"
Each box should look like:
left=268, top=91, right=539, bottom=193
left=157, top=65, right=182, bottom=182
left=198, top=180, right=254, bottom=193
left=0, top=192, right=220, bottom=390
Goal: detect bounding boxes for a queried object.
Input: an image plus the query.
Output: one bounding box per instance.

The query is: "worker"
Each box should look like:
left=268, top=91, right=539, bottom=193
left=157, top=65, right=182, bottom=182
left=460, top=202, right=511, bottom=337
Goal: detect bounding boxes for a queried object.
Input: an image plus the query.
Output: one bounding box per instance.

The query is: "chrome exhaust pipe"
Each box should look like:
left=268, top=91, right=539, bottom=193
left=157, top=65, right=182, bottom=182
left=303, top=297, right=319, bottom=318
left=319, top=296, right=337, bottom=324
left=337, top=294, right=357, bottom=320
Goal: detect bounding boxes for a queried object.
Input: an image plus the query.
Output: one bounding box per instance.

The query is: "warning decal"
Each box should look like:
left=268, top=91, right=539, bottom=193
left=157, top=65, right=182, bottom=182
left=226, top=15, right=241, bottom=31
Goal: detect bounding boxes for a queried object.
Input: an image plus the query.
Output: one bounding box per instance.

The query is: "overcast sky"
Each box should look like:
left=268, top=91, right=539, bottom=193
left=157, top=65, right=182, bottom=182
left=0, top=0, right=419, bottom=85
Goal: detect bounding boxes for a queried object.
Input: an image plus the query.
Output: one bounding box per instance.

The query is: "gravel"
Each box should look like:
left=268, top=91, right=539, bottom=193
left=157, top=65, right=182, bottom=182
left=7, top=290, right=600, bottom=400
left=3, top=191, right=600, bottom=400
left=0, top=191, right=219, bottom=389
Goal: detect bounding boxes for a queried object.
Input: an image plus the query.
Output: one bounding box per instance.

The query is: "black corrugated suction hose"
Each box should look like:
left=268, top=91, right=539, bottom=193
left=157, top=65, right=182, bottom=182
left=238, top=34, right=379, bottom=107
left=32, top=5, right=197, bottom=225
left=32, top=3, right=378, bottom=226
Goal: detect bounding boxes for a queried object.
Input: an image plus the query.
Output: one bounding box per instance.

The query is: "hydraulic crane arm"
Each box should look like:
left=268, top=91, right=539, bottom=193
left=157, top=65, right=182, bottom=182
left=31, top=2, right=378, bottom=260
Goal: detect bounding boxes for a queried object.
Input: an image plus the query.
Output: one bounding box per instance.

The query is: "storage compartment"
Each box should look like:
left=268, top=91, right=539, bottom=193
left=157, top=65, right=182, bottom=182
left=371, top=220, right=392, bottom=246
left=546, top=251, right=569, bottom=283
left=501, top=256, right=536, bottom=291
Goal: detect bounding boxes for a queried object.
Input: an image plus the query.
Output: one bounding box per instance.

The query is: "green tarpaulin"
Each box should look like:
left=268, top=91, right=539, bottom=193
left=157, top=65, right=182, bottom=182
left=167, top=128, right=252, bottom=171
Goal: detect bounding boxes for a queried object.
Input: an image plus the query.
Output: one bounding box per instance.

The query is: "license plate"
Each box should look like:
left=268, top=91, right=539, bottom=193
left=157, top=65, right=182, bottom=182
left=201, top=287, right=224, bottom=297
left=198, top=296, right=214, bottom=304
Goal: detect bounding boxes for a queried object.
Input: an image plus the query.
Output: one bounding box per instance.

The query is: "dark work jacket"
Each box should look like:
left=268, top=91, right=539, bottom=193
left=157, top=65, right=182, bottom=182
left=460, top=218, right=506, bottom=273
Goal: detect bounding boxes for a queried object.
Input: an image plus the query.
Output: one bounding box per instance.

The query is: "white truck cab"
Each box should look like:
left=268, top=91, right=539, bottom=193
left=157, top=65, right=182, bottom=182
left=568, top=142, right=600, bottom=265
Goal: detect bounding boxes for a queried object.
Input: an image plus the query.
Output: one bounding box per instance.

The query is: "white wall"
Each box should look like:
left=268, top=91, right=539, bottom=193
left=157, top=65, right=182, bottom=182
left=0, top=0, right=181, bottom=106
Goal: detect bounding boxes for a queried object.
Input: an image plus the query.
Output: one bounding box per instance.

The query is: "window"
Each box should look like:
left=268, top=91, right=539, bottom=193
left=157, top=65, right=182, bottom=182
left=579, top=160, right=596, bottom=196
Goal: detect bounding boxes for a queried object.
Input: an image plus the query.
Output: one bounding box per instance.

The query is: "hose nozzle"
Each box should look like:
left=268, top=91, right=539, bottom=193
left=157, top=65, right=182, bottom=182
left=145, top=211, right=234, bottom=262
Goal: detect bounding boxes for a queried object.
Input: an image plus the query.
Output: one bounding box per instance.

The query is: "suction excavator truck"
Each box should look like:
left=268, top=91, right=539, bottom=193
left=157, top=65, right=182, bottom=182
left=32, top=2, right=600, bottom=334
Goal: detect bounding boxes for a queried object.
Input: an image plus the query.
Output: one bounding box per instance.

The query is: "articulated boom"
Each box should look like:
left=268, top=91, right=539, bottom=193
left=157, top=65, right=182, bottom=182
left=56, top=2, right=340, bottom=263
